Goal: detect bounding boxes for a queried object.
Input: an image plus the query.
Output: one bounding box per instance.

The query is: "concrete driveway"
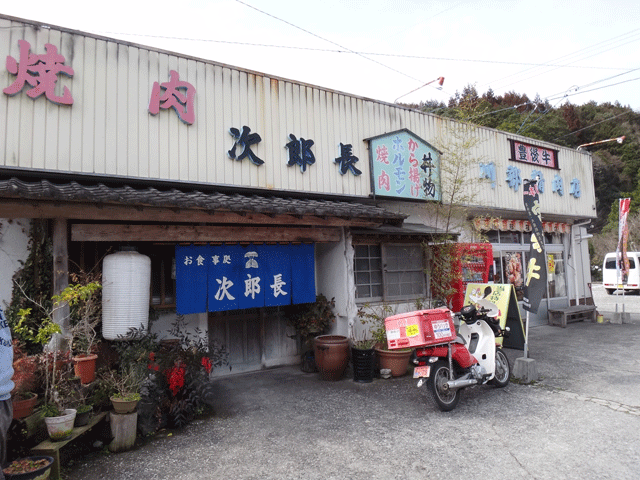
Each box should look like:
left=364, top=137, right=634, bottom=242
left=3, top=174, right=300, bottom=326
left=65, top=320, right=640, bottom=480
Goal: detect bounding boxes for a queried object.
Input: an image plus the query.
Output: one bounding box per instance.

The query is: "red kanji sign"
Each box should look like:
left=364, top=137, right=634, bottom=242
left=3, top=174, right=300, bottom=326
left=3, top=40, right=74, bottom=105
left=148, top=70, right=196, bottom=125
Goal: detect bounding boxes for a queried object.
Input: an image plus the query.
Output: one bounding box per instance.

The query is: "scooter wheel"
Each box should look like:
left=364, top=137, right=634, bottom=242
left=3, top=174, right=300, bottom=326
left=490, top=348, right=511, bottom=388
left=427, top=359, right=461, bottom=411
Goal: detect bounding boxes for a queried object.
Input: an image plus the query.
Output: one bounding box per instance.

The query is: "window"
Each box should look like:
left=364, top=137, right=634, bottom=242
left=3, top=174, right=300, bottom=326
left=547, top=252, right=566, bottom=298
left=354, top=245, right=382, bottom=299
left=140, top=245, right=176, bottom=308
left=502, top=231, right=522, bottom=244
left=604, top=257, right=635, bottom=270
left=354, top=243, right=426, bottom=301
left=502, top=252, right=525, bottom=300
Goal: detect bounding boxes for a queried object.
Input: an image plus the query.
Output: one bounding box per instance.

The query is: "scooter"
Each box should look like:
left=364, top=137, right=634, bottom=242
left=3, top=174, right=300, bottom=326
left=413, top=304, right=511, bottom=411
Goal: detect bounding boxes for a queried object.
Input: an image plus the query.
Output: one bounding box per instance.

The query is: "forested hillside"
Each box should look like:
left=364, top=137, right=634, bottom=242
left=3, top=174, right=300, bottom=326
left=406, top=86, right=640, bottom=265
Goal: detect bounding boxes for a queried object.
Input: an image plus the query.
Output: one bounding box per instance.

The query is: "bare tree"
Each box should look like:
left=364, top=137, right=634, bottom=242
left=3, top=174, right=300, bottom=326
left=422, top=110, right=489, bottom=305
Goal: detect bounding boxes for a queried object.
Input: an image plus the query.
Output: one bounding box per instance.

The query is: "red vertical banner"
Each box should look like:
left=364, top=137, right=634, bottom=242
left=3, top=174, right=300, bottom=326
left=617, top=198, right=631, bottom=283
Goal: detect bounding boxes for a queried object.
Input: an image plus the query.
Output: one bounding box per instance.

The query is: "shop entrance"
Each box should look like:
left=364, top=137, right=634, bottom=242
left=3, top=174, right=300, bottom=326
left=208, top=307, right=299, bottom=375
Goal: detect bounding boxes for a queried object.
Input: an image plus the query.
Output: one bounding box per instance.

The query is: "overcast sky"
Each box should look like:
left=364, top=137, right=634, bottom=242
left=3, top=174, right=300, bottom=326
left=4, top=0, right=640, bottom=112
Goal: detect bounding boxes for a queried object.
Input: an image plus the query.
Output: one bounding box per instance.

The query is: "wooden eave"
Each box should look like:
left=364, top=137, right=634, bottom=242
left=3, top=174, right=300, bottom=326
left=0, top=198, right=383, bottom=228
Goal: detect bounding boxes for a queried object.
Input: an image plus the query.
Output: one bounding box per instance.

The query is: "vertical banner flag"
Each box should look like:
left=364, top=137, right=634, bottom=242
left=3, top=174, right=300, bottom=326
left=617, top=198, right=631, bottom=284
left=522, top=179, right=547, bottom=313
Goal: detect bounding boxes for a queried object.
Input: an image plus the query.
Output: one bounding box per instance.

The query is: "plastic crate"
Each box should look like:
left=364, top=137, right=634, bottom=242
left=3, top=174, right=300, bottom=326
left=385, top=308, right=456, bottom=350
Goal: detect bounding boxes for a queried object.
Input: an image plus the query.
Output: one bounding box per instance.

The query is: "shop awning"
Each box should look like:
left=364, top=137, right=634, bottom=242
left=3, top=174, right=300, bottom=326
left=0, top=177, right=406, bottom=235
left=351, top=223, right=457, bottom=242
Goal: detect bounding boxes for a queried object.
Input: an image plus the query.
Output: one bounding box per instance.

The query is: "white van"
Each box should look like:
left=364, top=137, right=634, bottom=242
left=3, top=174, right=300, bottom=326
left=602, top=252, right=640, bottom=294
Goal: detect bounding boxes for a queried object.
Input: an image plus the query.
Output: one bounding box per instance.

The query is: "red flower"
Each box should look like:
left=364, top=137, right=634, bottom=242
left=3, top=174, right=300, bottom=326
left=166, top=363, right=186, bottom=396
left=201, top=357, right=212, bottom=374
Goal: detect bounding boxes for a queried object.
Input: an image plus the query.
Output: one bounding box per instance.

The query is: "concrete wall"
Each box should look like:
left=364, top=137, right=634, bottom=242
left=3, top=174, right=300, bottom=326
left=315, top=230, right=352, bottom=338
left=0, top=218, right=30, bottom=310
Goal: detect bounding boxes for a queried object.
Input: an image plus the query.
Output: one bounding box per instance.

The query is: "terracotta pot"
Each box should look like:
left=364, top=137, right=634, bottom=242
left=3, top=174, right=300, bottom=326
left=313, top=335, right=349, bottom=381
left=375, top=348, right=412, bottom=377
left=11, top=393, right=38, bottom=420
left=73, top=354, right=98, bottom=384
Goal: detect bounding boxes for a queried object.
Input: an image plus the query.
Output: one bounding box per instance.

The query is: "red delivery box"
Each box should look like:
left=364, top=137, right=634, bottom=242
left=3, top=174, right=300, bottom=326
left=384, top=308, right=456, bottom=350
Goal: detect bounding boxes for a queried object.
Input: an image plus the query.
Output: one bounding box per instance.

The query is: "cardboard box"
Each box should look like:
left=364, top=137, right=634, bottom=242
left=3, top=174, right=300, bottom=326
left=385, top=308, right=456, bottom=349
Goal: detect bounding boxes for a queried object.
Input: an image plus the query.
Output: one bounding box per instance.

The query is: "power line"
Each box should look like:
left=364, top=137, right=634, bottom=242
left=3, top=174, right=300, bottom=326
left=547, top=75, right=640, bottom=103
left=483, top=28, right=640, bottom=92
left=98, top=30, right=629, bottom=72
left=552, top=110, right=634, bottom=142
left=234, top=0, right=425, bottom=83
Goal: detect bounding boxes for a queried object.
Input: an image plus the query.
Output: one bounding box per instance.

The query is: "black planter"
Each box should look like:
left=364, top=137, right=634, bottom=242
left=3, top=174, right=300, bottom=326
left=351, top=347, right=375, bottom=383
left=74, top=408, right=92, bottom=427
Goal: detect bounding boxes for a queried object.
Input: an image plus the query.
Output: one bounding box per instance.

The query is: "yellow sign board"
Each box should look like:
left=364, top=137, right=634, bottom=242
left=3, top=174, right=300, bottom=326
left=463, top=283, right=526, bottom=350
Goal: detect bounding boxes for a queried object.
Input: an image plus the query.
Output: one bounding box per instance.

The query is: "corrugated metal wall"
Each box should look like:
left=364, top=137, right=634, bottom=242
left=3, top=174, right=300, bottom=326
left=0, top=16, right=595, bottom=218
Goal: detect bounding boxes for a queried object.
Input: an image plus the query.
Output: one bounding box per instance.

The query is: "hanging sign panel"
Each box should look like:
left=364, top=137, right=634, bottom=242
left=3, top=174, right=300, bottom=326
left=177, top=243, right=315, bottom=315
left=368, top=129, right=442, bottom=201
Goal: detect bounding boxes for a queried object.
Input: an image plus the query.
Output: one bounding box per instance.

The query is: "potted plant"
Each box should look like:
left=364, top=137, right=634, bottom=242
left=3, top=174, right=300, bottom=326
left=3, top=456, right=54, bottom=480
left=358, top=303, right=413, bottom=377
left=73, top=403, right=93, bottom=427
left=12, top=273, right=102, bottom=384
left=62, top=280, right=102, bottom=384
left=349, top=332, right=376, bottom=383
left=39, top=350, right=78, bottom=441
left=102, top=366, right=142, bottom=414
left=287, top=294, right=338, bottom=373
left=289, top=295, right=349, bottom=381
left=64, top=379, right=94, bottom=427
left=10, top=341, right=40, bottom=420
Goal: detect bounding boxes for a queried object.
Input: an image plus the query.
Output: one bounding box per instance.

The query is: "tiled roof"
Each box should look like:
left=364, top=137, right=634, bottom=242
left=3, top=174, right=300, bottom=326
left=0, top=177, right=405, bottom=223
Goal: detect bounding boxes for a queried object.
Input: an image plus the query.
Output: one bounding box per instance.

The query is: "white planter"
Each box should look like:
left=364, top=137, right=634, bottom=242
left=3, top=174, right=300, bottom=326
left=44, top=409, right=77, bottom=441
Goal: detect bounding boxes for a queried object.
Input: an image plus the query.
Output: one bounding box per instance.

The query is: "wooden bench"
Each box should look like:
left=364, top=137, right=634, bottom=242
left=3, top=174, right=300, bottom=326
left=30, top=411, right=108, bottom=480
left=548, top=305, right=597, bottom=328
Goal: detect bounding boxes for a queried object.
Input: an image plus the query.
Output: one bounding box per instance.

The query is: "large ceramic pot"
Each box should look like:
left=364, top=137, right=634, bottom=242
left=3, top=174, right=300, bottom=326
left=3, top=456, right=54, bottom=480
left=12, top=393, right=38, bottom=420
left=314, top=335, right=349, bottom=381
left=375, top=348, right=412, bottom=377
left=351, top=347, right=375, bottom=383
left=73, top=354, right=98, bottom=384
left=44, top=409, right=76, bottom=442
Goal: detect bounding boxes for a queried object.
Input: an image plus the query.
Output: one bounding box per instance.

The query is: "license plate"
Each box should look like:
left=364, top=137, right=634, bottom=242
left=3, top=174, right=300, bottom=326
left=413, top=365, right=431, bottom=378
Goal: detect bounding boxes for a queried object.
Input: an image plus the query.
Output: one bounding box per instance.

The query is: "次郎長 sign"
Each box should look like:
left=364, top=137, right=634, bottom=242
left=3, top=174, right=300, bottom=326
left=175, top=244, right=315, bottom=315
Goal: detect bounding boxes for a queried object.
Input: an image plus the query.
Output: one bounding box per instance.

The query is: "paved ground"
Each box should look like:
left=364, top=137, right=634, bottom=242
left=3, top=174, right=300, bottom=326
left=592, top=282, right=640, bottom=323
left=64, top=318, right=640, bottom=480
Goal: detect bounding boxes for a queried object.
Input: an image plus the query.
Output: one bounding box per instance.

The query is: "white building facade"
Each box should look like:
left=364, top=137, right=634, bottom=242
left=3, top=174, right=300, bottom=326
left=0, top=15, right=595, bottom=373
